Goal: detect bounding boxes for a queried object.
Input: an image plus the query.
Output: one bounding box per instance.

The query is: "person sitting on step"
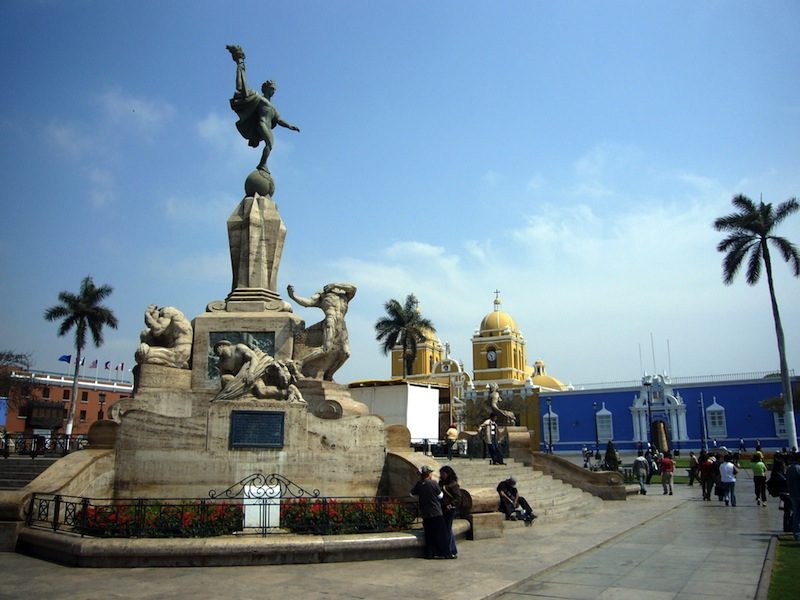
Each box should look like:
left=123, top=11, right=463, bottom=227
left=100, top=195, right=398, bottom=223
left=497, top=476, right=537, bottom=525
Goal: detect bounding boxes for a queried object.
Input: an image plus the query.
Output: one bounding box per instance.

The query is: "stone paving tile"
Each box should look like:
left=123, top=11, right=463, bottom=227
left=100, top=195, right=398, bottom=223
left=543, top=570, right=621, bottom=587
left=509, top=581, right=606, bottom=599
left=596, top=588, right=675, bottom=600
left=680, top=580, right=758, bottom=599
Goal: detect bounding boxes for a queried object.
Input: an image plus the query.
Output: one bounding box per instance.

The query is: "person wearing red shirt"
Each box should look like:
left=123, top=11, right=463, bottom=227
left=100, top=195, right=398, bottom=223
left=661, top=451, right=675, bottom=495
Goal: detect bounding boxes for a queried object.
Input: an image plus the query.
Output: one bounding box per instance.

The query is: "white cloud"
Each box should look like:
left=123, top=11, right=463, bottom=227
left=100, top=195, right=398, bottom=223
left=164, top=193, right=237, bottom=223
left=482, top=170, right=504, bottom=186
left=87, top=168, right=116, bottom=208
left=47, top=122, right=92, bottom=159
left=98, top=90, right=174, bottom=136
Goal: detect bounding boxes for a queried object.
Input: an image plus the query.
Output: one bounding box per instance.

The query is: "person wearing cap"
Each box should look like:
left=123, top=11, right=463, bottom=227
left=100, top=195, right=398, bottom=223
left=496, top=476, right=536, bottom=525
left=752, top=451, right=768, bottom=506
left=411, top=465, right=450, bottom=559
left=699, top=454, right=716, bottom=501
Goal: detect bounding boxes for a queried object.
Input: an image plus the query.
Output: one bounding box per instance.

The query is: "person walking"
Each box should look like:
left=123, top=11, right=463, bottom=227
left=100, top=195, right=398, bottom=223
left=439, top=466, right=461, bottom=558
left=410, top=465, right=449, bottom=559
left=719, top=454, right=738, bottom=507
left=699, top=454, right=716, bottom=501
left=633, top=450, right=649, bottom=495
left=688, top=451, right=699, bottom=487
left=660, top=451, right=675, bottom=495
left=751, top=451, right=768, bottom=507
left=786, top=453, right=800, bottom=541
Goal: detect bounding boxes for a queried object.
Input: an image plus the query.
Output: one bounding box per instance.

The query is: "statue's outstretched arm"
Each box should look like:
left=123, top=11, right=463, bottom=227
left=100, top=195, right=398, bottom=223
left=276, top=117, right=300, bottom=133
left=226, top=44, right=248, bottom=98
left=287, top=284, right=319, bottom=308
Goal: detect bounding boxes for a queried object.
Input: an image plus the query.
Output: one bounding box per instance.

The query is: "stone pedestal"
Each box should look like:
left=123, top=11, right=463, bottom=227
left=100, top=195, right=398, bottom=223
left=190, top=310, right=305, bottom=392
left=296, top=380, right=370, bottom=419
left=226, top=193, right=290, bottom=312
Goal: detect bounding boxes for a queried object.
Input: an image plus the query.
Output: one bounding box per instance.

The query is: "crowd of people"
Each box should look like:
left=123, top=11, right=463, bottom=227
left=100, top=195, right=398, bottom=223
left=632, top=443, right=800, bottom=541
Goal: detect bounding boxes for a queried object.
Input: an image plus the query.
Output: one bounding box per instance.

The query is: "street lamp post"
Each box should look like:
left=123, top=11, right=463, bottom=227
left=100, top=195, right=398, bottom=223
left=698, top=394, right=707, bottom=452
left=546, top=398, right=553, bottom=454
left=643, top=377, right=653, bottom=450
left=592, top=401, right=600, bottom=460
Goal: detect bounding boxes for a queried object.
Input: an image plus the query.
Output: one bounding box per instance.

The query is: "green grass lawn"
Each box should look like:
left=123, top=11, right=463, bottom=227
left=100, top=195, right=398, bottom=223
left=769, top=535, right=800, bottom=600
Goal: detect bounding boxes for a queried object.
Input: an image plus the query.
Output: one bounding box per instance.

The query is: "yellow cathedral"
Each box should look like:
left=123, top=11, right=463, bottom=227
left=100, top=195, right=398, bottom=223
left=385, top=292, right=568, bottom=442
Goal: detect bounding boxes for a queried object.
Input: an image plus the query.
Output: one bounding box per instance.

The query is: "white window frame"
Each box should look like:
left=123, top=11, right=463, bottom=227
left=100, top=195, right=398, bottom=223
left=706, top=405, right=727, bottom=438
left=542, top=411, right=560, bottom=444
left=597, top=412, right=614, bottom=443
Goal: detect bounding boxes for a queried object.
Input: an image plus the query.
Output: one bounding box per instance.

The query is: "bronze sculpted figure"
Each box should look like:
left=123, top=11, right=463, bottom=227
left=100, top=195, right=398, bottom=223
left=226, top=44, right=300, bottom=174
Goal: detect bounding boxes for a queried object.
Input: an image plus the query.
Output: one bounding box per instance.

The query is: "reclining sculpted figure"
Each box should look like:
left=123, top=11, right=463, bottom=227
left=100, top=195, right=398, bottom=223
left=212, top=340, right=304, bottom=403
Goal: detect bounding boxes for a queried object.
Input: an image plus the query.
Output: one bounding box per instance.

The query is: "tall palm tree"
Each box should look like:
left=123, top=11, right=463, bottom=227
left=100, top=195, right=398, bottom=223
left=375, top=294, right=436, bottom=377
left=44, top=276, right=118, bottom=438
left=714, top=194, right=799, bottom=449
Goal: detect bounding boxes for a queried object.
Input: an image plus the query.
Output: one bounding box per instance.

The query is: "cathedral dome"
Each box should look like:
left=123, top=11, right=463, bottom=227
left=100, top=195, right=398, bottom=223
left=479, top=294, right=518, bottom=335
left=530, top=360, right=567, bottom=391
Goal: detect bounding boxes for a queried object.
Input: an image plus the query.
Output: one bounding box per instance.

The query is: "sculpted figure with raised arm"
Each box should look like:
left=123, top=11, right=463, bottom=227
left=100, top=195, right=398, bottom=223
left=226, top=44, right=300, bottom=174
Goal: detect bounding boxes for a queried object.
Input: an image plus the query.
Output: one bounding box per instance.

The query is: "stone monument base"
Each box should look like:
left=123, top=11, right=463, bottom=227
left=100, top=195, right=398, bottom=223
left=112, top=380, right=386, bottom=499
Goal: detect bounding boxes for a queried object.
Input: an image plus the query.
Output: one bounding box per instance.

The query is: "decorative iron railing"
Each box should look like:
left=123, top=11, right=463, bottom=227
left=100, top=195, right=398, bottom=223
left=2, top=433, right=89, bottom=459
left=25, top=473, right=419, bottom=538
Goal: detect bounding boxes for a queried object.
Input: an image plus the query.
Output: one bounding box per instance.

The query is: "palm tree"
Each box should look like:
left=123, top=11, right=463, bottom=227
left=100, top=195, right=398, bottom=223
left=44, top=276, right=118, bottom=438
left=714, top=194, right=799, bottom=449
left=375, top=294, right=436, bottom=377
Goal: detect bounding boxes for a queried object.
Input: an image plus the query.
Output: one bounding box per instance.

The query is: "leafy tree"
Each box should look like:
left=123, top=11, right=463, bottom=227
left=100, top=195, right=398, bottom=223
left=0, top=351, right=33, bottom=408
left=374, top=294, right=436, bottom=377
left=714, top=194, right=799, bottom=448
left=44, top=276, right=118, bottom=437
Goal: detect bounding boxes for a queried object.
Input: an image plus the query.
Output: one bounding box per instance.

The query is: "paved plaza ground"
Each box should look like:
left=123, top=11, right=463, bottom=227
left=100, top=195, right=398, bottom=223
left=0, top=468, right=785, bottom=600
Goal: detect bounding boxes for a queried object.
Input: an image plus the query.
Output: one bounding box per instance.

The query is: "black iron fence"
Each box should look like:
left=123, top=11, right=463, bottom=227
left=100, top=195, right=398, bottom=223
left=2, top=433, right=89, bottom=459
left=26, top=473, right=420, bottom=538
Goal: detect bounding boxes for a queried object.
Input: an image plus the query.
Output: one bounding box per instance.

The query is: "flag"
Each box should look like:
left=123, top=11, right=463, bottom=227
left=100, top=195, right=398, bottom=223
left=104, top=361, right=111, bottom=370
left=58, top=355, right=71, bottom=363
left=89, top=360, right=98, bottom=369
left=79, top=357, right=85, bottom=367
left=115, top=362, right=125, bottom=371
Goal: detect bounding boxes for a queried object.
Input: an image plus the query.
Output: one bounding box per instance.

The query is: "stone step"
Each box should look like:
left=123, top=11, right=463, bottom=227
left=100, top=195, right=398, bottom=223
left=434, top=457, right=605, bottom=524
left=0, top=457, right=59, bottom=490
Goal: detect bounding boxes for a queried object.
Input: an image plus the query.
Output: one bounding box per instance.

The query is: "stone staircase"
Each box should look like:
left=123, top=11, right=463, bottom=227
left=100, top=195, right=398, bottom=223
left=0, top=456, right=59, bottom=490
left=435, top=457, right=604, bottom=523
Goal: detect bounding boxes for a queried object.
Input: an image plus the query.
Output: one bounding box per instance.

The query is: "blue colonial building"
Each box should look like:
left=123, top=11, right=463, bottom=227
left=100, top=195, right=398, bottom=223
left=538, top=372, right=798, bottom=455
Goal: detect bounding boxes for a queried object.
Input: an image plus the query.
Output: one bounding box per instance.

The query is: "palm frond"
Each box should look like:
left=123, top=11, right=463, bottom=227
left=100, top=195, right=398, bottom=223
left=745, top=243, right=763, bottom=285
left=769, top=236, right=800, bottom=276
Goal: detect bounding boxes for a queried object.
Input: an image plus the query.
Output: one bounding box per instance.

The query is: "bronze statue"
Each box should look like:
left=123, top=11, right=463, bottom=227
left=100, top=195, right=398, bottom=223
left=226, top=44, right=300, bottom=174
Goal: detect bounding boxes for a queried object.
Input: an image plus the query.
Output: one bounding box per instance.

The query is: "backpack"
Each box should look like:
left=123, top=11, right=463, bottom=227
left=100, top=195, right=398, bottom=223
left=459, top=488, right=473, bottom=516
left=767, top=471, right=787, bottom=497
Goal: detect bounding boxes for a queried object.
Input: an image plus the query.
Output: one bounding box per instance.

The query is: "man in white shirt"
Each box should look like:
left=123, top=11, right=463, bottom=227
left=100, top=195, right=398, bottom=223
left=719, top=454, right=739, bottom=507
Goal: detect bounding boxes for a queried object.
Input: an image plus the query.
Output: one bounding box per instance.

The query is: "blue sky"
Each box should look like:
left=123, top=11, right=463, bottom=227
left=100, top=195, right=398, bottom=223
left=1, top=1, right=799, bottom=387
